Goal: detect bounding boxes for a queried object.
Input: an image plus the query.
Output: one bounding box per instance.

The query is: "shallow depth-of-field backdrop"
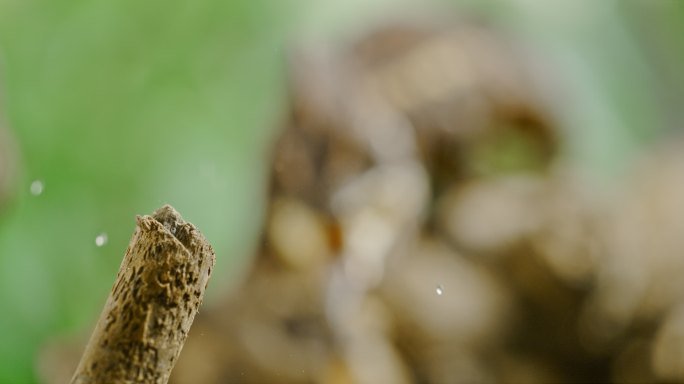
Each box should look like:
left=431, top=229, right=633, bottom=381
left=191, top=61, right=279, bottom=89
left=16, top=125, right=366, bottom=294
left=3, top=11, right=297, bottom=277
left=0, top=0, right=682, bottom=382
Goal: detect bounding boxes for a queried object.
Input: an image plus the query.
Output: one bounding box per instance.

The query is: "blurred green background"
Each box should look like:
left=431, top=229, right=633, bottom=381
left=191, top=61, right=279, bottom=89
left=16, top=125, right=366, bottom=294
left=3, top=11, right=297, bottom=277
left=0, top=0, right=682, bottom=382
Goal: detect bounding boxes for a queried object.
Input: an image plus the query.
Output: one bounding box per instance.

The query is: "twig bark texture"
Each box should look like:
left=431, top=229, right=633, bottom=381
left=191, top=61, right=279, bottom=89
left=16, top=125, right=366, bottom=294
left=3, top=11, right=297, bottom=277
left=71, top=205, right=215, bottom=384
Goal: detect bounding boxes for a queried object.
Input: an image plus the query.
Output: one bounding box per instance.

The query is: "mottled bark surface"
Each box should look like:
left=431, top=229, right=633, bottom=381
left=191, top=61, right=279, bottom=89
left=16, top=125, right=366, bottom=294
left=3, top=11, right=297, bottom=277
left=71, top=205, right=215, bottom=384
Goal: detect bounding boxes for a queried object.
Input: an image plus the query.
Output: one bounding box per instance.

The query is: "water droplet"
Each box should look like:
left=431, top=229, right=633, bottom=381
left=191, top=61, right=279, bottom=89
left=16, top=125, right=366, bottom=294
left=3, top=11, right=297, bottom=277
left=95, top=233, right=108, bottom=247
left=436, top=285, right=444, bottom=296
left=30, top=180, right=44, bottom=196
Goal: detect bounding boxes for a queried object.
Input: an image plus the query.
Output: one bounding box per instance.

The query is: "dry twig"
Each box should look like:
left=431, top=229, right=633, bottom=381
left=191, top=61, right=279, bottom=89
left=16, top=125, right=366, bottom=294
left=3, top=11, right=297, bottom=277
left=71, top=205, right=215, bottom=384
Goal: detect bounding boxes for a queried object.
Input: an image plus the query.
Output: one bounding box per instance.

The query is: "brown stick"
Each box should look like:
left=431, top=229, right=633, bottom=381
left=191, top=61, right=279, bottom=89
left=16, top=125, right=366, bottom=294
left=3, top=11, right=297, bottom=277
left=71, top=205, right=216, bottom=384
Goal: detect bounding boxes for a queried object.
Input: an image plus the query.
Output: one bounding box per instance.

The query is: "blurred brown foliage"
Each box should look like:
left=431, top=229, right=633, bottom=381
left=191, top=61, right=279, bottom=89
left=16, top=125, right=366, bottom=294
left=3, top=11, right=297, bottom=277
left=40, top=15, right=684, bottom=384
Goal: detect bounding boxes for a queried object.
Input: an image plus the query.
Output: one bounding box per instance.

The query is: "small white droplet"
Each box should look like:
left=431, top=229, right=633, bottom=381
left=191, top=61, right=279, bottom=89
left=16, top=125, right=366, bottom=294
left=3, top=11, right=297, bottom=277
left=95, top=233, right=108, bottom=247
left=436, top=285, right=444, bottom=296
left=30, top=180, right=44, bottom=196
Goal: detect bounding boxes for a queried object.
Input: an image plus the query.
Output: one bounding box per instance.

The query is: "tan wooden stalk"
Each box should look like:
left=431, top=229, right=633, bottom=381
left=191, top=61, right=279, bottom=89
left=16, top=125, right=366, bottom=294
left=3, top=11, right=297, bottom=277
left=71, top=205, right=215, bottom=384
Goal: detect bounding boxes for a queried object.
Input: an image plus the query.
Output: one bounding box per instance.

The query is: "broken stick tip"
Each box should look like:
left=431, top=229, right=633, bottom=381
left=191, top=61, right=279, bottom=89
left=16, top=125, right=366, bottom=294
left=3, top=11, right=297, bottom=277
left=71, top=205, right=215, bottom=384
